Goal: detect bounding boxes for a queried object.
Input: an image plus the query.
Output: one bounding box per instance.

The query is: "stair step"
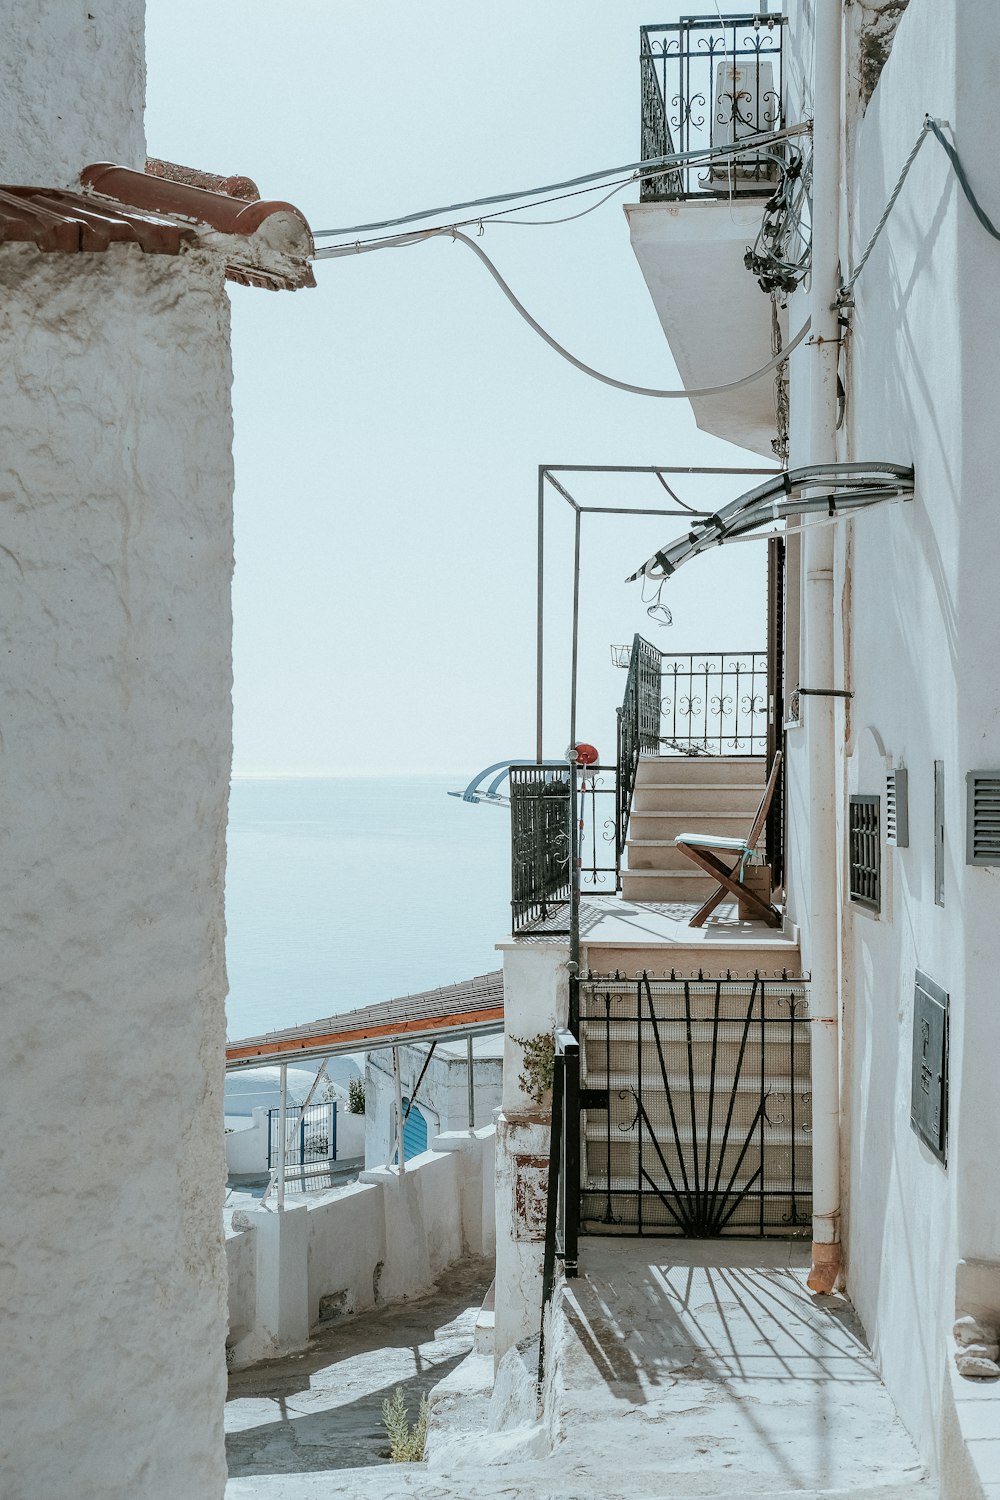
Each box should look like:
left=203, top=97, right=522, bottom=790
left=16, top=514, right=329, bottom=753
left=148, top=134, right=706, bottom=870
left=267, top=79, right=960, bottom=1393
left=634, top=783, right=763, bottom=813
left=636, top=755, right=766, bottom=786
left=582, top=948, right=802, bottom=979
left=622, top=870, right=717, bottom=901
left=626, top=839, right=718, bottom=872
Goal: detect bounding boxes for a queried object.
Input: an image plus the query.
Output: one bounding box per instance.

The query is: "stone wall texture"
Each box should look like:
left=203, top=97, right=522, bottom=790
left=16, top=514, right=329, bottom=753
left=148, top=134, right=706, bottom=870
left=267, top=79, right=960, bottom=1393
left=0, top=243, right=234, bottom=1500
left=0, top=0, right=146, bottom=185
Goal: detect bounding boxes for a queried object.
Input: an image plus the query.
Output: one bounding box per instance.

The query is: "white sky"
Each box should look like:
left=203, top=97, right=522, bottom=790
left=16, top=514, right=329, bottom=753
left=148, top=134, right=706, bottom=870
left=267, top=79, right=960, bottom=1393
left=145, top=1, right=769, bottom=776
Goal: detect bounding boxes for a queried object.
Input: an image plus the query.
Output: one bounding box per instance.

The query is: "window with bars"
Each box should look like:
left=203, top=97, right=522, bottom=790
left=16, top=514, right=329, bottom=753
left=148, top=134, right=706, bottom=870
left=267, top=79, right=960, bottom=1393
left=849, top=795, right=881, bottom=910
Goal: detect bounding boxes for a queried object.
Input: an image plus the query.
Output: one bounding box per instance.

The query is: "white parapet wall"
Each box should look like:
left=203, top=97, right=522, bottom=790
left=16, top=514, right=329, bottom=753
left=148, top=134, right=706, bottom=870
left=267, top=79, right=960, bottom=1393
left=225, top=1125, right=497, bottom=1369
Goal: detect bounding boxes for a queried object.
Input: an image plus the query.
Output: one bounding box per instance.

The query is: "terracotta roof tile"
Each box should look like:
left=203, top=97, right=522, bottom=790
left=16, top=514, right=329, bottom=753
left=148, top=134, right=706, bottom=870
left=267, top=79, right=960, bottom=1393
left=226, top=971, right=506, bottom=1066
left=0, top=184, right=193, bottom=255
left=145, top=157, right=261, bottom=203
left=82, top=163, right=315, bottom=290
left=0, top=164, right=314, bottom=291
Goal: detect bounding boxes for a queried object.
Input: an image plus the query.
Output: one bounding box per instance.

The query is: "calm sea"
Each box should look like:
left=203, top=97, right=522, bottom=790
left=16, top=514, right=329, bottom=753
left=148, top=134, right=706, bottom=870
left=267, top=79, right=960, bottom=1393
left=224, top=776, right=512, bottom=1041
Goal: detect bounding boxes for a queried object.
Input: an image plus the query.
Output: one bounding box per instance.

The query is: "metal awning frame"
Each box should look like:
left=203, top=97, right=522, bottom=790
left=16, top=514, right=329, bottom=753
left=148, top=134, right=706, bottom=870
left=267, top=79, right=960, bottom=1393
left=534, top=463, right=778, bottom=761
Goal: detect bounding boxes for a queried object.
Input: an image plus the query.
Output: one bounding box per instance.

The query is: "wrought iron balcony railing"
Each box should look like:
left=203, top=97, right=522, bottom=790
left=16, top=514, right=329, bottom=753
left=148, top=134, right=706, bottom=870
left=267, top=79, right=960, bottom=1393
left=640, top=13, right=786, bottom=201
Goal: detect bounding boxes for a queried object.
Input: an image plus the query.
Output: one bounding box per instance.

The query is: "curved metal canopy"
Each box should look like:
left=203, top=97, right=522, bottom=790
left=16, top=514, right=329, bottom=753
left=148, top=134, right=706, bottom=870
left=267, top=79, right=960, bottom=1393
left=626, top=462, right=914, bottom=582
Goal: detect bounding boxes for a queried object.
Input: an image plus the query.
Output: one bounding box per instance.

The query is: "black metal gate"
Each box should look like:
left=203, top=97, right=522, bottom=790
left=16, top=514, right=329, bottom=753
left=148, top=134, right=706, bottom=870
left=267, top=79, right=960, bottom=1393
left=577, top=975, right=811, bottom=1237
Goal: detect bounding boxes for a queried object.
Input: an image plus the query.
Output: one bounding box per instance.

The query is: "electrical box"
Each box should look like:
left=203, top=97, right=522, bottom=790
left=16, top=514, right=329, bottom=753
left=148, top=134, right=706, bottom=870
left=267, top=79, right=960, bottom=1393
left=910, top=970, right=948, bottom=1165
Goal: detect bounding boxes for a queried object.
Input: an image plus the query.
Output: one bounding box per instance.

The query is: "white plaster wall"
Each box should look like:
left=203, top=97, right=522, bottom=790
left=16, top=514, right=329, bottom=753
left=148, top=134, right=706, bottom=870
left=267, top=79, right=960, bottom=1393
left=0, top=1, right=146, bottom=186
left=836, top=0, right=964, bottom=1468
left=780, top=0, right=1000, bottom=1475
left=365, top=1041, right=501, bottom=1168
left=227, top=1128, right=495, bottom=1368
left=0, top=243, right=233, bottom=1500
left=226, top=1228, right=258, bottom=1348
left=306, top=1181, right=388, bottom=1324
left=494, top=941, right=569, bottom=1362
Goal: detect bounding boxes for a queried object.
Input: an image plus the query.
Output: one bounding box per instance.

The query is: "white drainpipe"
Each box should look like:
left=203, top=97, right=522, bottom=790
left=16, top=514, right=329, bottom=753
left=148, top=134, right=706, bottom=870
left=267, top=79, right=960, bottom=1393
left=803, top=0, right=844, bottom=1294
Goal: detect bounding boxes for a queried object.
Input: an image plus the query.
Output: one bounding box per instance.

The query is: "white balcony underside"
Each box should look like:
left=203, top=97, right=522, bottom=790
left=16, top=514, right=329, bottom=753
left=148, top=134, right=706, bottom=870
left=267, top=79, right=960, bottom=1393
left=625, top=199, right=785, bottom=459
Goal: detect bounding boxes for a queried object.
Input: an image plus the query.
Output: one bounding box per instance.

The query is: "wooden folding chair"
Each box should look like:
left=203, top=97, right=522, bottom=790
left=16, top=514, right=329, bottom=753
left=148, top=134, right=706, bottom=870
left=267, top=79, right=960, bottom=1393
left=674, top=751, right=783, bottom=928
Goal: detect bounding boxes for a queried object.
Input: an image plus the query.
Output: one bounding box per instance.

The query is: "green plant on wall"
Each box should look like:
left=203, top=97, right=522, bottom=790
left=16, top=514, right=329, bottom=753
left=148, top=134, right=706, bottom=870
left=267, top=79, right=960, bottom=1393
left=347, top=1076, right=365, bottom=1115
left=511, top=1030, right=555, bottom=1105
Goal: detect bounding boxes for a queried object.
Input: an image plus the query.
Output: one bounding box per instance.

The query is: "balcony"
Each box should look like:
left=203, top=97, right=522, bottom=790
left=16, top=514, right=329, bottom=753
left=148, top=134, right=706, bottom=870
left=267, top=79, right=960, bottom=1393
left=627, top=13, right=790, bottom=457
left=509, top=636, right=797, bottom=978
left=639, top=14, right=786, bottom=202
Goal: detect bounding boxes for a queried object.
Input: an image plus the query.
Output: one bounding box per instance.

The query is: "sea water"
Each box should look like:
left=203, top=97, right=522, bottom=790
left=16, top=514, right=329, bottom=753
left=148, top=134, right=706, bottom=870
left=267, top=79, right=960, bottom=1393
left=224, top=775, right=512, bottom=1041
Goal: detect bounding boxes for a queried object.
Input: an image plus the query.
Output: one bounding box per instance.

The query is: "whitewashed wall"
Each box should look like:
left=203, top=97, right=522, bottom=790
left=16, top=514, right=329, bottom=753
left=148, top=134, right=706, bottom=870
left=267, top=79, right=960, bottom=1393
left=226, top=1126, right=496, bottom=1369
left=493, top=941, right=570, bottom=1363
left=0, top=0, right=146, bottom=186
left=365, top=1040, right=503, bottom=1168
left=0, top=243, right=234, bottom=1500
left=782, top=0, right=1000, bottom=1482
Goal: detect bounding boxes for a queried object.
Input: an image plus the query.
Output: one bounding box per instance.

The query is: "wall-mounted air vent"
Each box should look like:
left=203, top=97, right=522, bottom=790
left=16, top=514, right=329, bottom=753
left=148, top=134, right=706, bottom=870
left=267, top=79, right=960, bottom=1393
left=966, top=772, right=1000, bottom=865
left=886, top=768, right=908, bottom=848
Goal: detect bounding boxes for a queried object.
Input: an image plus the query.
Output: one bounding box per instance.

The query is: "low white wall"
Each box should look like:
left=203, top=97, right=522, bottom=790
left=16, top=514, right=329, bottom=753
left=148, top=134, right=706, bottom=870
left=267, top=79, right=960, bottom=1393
left=226, top=1125, right=496, bottom=1369
left=226, top=1226, right=257, bottom=1349
left=306, top=1181, right=387, bottom=1323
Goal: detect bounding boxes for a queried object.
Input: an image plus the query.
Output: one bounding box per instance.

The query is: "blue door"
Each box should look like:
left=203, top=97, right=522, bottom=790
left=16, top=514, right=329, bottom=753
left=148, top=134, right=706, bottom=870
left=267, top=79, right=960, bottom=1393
left=398, top=1097, right=428, bottom=1161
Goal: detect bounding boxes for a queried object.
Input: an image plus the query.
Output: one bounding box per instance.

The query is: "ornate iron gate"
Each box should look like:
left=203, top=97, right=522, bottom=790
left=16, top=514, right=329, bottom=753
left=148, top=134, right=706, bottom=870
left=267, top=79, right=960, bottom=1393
left=578, top=975, right=811, bottom=1236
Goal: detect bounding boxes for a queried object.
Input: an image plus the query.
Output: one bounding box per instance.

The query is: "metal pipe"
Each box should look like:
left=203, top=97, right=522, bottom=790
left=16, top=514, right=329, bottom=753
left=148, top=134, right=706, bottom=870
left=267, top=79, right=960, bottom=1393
left=467, top=1035, right=475, bottom=1130
left=570, top=508, right=581, bottom=748
left=277, top=1061, right=288, bottom=1211
left=803, top=0, right=844, bottom=1294
left=536, top=467, right=545, bottom=763
left=392, top=1046, right=406, bottom=1173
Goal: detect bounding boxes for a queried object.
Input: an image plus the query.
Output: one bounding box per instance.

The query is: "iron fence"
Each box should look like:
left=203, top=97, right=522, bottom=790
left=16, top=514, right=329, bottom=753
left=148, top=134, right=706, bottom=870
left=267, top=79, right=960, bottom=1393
left=510, top=764, right=618, bottom=934
left=661, top=651, right=768, bottom=754
left=577, top=974, right=810, bottom=1236
left=267, top=1100, right=338, bottom=1172
left=510, top=765, right=572, bottom=931
left=616, top=634, right=662, bottom=868
left=640, top=14, right=786, bottom=201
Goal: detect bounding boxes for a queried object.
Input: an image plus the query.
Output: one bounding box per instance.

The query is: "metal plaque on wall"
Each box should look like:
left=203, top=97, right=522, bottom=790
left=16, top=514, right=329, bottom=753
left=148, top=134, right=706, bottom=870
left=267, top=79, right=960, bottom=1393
left=911, top=969, right=948, bottom=1165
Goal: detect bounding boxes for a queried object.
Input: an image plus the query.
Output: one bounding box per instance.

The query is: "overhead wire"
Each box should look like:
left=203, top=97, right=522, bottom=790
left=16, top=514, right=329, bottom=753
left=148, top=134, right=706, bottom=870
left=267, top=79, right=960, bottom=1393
left=311, top=125, right=811, bottom=239
left=316, top=224, right=811, bottom=400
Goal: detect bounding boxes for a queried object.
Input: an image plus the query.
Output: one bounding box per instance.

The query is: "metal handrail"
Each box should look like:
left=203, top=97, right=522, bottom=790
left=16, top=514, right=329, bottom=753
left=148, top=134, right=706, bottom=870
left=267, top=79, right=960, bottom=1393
left=538, top=1024, right=580, bottom=1387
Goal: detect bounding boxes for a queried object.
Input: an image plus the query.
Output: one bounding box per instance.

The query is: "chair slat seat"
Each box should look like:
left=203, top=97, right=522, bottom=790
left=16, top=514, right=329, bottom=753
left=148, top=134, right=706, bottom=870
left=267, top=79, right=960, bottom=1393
left=675, top=833, right=751, bottom=852
left=672, top=752, right=783, bottom=928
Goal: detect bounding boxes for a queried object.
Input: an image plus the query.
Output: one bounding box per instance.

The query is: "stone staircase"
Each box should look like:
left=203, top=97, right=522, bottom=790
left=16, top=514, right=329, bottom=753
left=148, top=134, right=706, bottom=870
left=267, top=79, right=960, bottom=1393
left=622, top=754, right=768, bottom=905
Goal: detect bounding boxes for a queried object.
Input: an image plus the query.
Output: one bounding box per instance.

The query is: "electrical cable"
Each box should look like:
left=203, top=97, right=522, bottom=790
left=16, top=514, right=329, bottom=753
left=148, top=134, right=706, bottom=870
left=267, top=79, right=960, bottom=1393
left=838, top=117, right=934, bottom=305
left=311, top=123, right=811, bottom=238
left=839, top=117, right=1000, bottom=306
left=316, top=225, right=812, bottom=399
left=926, top=117, right=1000, bottom=242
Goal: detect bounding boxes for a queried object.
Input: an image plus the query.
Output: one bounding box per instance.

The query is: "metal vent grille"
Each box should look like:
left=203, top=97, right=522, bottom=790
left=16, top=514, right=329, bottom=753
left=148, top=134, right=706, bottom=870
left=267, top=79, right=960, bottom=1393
left=886, top=768, right=908, bottom=847
left=967, top=772, right=1000, bottom=865
left=849, top=795, right=880, bottom=909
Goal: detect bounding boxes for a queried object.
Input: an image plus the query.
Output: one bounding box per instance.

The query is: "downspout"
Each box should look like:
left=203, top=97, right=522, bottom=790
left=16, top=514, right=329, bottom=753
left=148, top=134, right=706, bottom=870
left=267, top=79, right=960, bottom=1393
left=804, top=0, right=844, bottom=1294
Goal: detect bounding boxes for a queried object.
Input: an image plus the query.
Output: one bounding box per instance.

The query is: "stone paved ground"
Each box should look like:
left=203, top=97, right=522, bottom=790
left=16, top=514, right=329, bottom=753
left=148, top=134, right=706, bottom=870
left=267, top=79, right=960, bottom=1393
left=227, top=1242, right=939, bottom=1500
left=225, top=1257, right=493, bottom=1481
